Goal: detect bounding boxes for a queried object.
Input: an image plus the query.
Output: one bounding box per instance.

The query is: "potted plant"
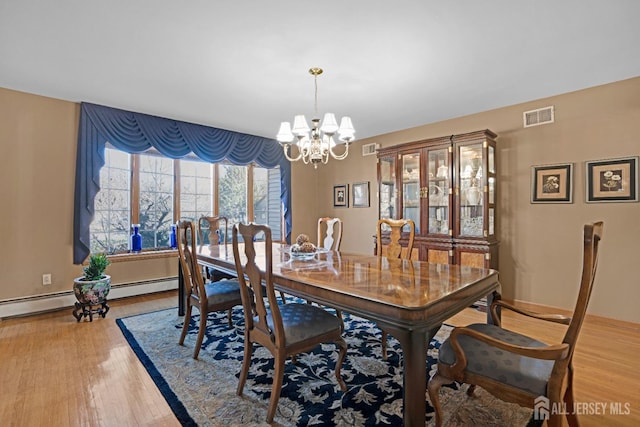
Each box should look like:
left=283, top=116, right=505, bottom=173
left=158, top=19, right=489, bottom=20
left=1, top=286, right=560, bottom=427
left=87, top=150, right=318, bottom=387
left=72, top=253, right=111, bottom=321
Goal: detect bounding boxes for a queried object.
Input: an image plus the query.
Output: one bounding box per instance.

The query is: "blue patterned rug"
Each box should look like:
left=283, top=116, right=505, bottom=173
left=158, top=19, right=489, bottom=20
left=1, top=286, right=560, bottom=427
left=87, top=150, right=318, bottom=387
left=117, top=302, right=537, bottom=426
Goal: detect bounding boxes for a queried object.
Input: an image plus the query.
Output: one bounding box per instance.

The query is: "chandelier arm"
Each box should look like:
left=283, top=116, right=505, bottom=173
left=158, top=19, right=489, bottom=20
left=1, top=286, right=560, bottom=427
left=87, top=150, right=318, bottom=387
left=329, top=143, right=350, bottom=160
left=283, top=145, right=303, bottom=162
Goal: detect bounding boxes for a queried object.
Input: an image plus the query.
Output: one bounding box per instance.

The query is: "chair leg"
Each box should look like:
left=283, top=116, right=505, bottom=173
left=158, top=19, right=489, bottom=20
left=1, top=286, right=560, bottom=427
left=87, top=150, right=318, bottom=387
left=334, top=337, right=348, bottom=391
left=178, top=303, right=192, bottom=345
left=466, top=384, right=476, bottom=396
left=336, top=309, right=344, bottom=332
left=266, top=353, right=286, bottom=423
left=427, top=372, right=450, bottom=427
left=237, top=337, right=253, bottom=396
left=564, top=365, right=579, bottom=427
left=279, top=291, right=288, bottom=304
left=193, top=310, right=207, bottom=359
left=381, top=329, right=388, bottom=360
left=227, top=308, right=233, bottom=327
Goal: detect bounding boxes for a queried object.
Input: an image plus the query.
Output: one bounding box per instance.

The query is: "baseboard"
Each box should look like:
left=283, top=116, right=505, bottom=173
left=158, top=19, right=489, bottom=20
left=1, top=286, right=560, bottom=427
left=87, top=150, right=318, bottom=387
left=0, top=278, right=178, bottom=320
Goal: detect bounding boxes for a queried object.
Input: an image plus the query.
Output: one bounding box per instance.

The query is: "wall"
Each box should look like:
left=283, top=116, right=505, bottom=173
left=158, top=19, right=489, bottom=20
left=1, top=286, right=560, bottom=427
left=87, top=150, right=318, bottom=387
left=2, top=78, right=639, bottom=323
left=302, top=77, right=640, bottom=323
left=0, top=88, right=176, bottom=303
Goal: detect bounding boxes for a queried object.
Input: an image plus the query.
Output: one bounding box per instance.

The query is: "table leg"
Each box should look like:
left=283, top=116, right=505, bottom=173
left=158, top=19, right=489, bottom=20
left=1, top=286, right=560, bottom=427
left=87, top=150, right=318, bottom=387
left=486, top=288, right=502, bottom=325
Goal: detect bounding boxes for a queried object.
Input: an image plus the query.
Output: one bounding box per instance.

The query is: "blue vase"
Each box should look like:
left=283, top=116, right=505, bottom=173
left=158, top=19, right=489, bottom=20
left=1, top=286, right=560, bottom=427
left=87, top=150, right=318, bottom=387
left=170, top=225, right=177, bottom=249
left=131, top=224, right=142, bottom=252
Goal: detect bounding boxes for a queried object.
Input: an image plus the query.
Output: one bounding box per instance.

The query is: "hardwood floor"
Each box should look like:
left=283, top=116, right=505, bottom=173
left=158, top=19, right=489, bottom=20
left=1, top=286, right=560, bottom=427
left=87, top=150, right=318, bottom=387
left=0, top=290, right=637, bottom=426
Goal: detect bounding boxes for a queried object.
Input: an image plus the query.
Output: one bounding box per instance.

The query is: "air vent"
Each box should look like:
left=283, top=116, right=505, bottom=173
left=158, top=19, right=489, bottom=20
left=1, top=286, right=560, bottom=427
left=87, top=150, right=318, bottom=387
left=523, top=106, right=555, bottom=128
left=362, top=143, right=379, bottom=156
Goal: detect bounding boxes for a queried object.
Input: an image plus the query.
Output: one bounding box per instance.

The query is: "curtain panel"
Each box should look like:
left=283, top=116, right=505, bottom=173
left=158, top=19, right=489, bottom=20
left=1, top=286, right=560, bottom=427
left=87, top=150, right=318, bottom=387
left=74, top=102, right=291, bottom=264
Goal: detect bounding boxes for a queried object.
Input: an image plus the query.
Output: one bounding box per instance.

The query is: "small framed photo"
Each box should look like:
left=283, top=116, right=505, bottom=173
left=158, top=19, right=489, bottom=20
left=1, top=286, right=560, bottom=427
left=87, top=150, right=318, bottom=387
left=586, top=156, right=638, bottom=203
left=531, top=163, right=574, bottom=203
left=352, top=181, right=370, bottom=208
left=333, top=184, right=348, bottom=207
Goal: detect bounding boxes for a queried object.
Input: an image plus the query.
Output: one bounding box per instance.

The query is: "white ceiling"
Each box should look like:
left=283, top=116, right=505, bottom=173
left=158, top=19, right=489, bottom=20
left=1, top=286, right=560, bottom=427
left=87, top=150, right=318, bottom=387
left=1, top=1, right=639, bottom=141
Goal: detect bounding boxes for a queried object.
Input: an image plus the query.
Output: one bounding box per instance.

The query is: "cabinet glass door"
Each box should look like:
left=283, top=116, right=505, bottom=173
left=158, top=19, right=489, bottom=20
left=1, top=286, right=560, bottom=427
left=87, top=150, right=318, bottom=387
left=458, top=143, right=484, bottom=237
left=427, top=147, right=450, bottom=235
left=378, top=156, right=396, bottom=220
left=401, top=153, right=420, bottom=233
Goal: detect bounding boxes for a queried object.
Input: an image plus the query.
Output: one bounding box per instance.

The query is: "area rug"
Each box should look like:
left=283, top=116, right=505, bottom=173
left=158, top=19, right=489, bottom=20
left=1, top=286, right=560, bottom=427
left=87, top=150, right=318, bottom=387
left=117, top=303, right=537, bottom=426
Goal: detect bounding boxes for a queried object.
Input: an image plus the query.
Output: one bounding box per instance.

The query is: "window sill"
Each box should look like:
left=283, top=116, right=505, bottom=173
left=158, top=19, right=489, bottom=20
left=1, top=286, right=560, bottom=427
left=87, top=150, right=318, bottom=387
left=106, top=249, right=178, bottom=263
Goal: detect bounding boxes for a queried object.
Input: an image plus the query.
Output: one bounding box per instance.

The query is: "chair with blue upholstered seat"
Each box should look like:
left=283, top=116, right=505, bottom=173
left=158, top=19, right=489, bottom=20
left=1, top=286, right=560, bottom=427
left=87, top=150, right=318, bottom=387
left=428, top=222, right=604, bottom=427
left=232, top=222, right=347, bottom=423
left=177, top=219, right=242, bottom=359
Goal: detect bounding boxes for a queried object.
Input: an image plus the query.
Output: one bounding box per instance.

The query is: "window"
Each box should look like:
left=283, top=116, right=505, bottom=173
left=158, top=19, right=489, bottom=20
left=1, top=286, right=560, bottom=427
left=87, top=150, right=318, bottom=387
left=90, top=148, right=130, bottom=253
left=90, top=147, right=283, bottom=254
left=138, top=154, right=174, bottom=249
left=179, top=159, right=213, bottom=221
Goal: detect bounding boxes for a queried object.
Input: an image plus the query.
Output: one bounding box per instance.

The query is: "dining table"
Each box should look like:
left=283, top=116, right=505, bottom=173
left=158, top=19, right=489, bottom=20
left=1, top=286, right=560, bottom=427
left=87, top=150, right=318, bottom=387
left=178, top=242, right=501, bottom=427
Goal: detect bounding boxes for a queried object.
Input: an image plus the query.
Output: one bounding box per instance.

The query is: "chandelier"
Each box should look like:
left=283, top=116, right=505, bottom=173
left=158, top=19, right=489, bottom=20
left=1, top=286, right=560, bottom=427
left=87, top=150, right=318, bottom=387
left=276, top=68, right=355, bottom=168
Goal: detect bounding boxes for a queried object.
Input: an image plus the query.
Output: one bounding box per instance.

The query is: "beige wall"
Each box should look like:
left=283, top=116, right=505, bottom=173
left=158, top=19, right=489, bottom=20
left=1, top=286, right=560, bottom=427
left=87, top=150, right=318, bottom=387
left=0, top=88, right=176, bottom=301
left=298, top=77, right=640, bottom=323
left=1, top=77, right=639, bottom=323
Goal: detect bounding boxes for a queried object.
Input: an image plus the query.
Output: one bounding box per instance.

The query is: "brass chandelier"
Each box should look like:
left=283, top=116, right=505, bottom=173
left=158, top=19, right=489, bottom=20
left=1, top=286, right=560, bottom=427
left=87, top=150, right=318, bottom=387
left=276, top=68, right=355, bottom=168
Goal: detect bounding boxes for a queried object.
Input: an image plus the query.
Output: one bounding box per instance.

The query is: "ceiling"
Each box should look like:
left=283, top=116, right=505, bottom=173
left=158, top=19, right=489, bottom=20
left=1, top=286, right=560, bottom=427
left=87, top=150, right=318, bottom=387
left=1, top=1, right=639, bottom=141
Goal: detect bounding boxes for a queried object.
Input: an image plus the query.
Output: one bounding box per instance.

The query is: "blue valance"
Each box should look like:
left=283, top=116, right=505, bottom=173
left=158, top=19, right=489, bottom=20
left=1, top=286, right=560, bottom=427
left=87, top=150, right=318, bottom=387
left=74, top=102, right=291, bottom=264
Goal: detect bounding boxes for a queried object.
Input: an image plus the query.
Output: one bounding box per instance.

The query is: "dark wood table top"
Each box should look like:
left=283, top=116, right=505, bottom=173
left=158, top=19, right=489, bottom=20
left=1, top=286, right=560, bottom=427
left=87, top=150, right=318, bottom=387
left=193, top=242, right=500, bottom=426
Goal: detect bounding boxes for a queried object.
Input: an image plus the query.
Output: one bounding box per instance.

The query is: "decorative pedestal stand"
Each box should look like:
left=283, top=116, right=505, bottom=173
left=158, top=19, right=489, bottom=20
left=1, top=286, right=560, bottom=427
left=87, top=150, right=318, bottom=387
left=72, top=300, right=110, bottom=322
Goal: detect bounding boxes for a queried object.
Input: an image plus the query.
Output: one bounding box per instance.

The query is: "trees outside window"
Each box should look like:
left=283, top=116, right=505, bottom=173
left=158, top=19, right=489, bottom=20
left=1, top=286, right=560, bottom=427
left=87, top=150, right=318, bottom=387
left=90, top=147, right=282, bottom=254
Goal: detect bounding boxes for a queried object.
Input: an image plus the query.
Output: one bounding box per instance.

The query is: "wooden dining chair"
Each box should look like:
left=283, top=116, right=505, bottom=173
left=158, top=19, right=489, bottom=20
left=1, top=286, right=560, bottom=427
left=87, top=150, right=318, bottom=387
left=197, top=215, right=236, bottom=282
left=428, top=222, right=604, bottom=427
left=376, top=218, right=415, bottom=359
left=317, top=217, right=343, bottom=251
left=232, top=222, right=348, bottom=423
left=177, top=219, right=242, bottom=359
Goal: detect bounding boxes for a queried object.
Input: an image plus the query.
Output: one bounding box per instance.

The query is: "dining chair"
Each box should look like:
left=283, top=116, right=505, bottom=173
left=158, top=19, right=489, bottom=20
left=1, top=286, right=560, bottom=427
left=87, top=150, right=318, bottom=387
left=177, top=219, right=243, bottom=359
left=232, top=222, right=348, bottom=423
left=317, top=217, right=343, bottom=251
left=197, top=215, right=236, bottom=282
left=376, top=218, right=415, bottom=359
left=428, top=222, right=604, bottom=427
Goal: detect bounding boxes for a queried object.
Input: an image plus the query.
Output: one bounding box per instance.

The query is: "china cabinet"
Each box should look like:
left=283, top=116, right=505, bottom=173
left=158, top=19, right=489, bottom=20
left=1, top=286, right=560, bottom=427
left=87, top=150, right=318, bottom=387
left=376, top=129, right=498, bottom=269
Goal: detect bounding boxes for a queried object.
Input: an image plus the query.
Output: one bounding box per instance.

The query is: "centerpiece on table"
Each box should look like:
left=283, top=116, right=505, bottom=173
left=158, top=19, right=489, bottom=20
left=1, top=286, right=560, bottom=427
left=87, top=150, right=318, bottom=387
left=72, top=253, right=111, bottom=322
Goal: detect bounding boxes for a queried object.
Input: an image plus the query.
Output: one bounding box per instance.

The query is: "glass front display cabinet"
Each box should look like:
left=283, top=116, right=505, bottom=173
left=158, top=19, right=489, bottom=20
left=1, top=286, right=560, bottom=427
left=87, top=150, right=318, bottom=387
left=376, top=129, right=498, bottom=269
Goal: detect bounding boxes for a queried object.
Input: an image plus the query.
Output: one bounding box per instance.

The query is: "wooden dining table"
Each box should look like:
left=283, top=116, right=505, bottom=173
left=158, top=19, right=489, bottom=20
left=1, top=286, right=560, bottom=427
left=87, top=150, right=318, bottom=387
left=179, top=242, right=501, bottom=427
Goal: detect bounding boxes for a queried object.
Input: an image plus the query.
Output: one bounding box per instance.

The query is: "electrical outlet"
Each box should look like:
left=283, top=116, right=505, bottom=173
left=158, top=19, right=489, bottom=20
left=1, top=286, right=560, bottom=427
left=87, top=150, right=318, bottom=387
left=42, top=274, right=52, bottom=286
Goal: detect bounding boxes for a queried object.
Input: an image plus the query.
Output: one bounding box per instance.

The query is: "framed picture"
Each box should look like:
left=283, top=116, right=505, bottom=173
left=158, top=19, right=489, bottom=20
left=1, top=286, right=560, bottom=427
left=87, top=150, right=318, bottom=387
left=586, top=156, right=638, bottom=203
left=333, top=184, right=348, bottom=207
left=531, top=163, right=574, bottom=203
left=352, top=181, right=370, bottom=208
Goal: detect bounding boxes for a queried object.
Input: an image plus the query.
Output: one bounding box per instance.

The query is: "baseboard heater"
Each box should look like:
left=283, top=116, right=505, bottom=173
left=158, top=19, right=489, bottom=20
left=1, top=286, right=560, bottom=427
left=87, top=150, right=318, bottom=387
left=0, top=277, right=178, bottom=320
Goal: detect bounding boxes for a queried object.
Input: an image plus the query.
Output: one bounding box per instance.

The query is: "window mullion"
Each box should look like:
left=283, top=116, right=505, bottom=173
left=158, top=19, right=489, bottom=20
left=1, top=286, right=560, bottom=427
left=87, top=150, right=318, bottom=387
left=173, top=159, right=180, bottom=222
left=131, top=154, right=140, bottom=224
left=247, top=164, right=254, bottom=221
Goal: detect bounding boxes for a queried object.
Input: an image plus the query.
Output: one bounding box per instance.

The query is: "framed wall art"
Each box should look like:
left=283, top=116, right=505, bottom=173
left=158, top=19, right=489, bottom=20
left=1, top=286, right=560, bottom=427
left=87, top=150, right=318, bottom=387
left=352, top=181, right=370, bottom=208
left=333, top=184, right=348, bottom=207
left=531, top=163, right=574, bottom=203
left=585, top=156, right=638, bottom=203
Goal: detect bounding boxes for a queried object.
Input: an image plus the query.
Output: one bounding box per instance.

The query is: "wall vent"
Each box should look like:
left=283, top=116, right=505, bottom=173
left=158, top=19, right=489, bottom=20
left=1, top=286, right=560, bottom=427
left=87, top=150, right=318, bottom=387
left=362, top=142, right=379, bottom=156
left=523, top=106, right=554, bottom=128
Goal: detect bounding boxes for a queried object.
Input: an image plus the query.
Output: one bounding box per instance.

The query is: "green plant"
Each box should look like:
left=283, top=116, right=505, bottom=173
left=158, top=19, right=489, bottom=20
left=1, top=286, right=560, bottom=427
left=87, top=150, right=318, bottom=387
left=83, top=253, right=111, bottom=281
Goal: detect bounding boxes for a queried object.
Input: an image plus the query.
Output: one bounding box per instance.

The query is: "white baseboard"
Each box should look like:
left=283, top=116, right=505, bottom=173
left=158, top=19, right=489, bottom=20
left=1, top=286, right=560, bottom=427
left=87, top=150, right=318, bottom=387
left=0, top=278, right=178, bottom=319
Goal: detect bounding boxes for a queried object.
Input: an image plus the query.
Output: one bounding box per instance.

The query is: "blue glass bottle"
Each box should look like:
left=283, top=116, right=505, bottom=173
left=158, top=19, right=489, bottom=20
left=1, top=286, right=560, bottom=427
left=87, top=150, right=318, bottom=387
left=170, top=225, right=177, bottom=249
left=131, top=224, right=142, bottom=252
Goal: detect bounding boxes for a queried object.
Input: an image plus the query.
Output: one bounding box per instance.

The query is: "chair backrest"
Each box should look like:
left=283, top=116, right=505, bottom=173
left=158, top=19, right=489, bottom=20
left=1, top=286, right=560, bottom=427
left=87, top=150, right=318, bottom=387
left=177, top=220, right=206, bottom=301
left=376, top=218, right=415, bottom=259
left=232, top=223, right=285, bottom=346
left=198, top=216, right=229, bottom=246
left=562, top=221, right=604, bottom=355
left=317, top=217, right=343, bottom=251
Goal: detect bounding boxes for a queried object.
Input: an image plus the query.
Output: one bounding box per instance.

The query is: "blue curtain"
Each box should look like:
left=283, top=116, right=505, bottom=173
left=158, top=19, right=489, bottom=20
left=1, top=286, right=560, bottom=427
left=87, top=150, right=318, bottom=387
left=74, top=102, right=291, bottom=264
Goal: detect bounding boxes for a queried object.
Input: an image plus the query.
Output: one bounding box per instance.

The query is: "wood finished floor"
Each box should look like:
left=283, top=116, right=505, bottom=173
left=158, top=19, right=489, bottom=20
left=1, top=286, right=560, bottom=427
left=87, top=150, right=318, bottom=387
left=0, top=290, right=637, bottom=426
